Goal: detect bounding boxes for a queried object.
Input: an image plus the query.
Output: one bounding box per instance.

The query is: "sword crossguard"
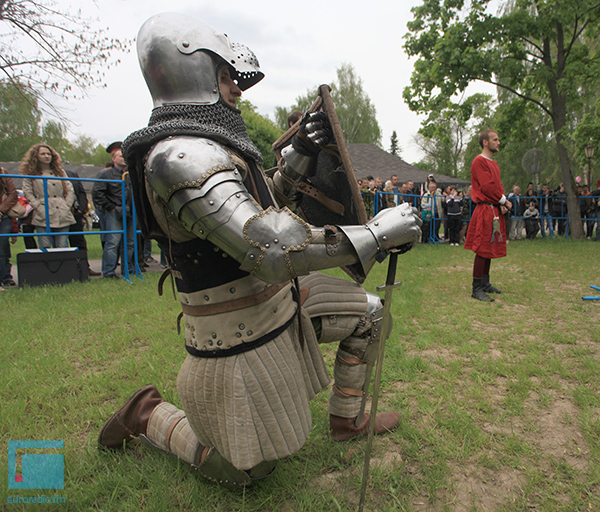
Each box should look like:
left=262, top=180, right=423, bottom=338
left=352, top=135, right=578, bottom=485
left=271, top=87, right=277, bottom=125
left=376, top=281, right=402, bottom=292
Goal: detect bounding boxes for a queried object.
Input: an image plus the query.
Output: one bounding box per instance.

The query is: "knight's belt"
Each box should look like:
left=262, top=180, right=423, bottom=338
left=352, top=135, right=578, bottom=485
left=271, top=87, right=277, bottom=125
left=180, top=279, right=298, bottom=359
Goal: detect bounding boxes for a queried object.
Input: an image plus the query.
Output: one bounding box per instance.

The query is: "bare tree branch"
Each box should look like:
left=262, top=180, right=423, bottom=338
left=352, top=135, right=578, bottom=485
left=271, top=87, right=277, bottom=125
left=0, top=0, right=131, bottom=118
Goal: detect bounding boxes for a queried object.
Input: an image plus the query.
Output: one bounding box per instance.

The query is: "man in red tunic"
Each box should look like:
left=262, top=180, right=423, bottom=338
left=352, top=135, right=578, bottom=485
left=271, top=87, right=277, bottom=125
left=464, top=129, right=512, bottom=301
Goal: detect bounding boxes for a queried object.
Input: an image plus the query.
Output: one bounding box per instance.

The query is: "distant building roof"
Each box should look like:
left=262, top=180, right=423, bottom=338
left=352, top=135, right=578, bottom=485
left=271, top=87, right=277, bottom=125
left=347, top=143, right=470, bottom=187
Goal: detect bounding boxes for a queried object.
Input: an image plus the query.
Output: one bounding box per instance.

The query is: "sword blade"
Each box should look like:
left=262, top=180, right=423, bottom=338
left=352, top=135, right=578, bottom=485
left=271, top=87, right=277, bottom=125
left=358, top=251, right=400, bottom=511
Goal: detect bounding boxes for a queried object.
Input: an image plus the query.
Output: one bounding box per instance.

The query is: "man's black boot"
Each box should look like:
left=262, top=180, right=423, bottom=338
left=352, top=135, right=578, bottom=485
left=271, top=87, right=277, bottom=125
left=482, top=274, right=502, bottom=294
left=472, top=278, right=494, bottom=301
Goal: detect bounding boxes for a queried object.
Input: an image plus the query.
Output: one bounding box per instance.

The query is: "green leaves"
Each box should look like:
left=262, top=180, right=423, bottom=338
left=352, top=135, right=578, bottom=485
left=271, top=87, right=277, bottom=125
left=238, top=99, right=284, bottom=167
left=404, top=0, right=600, bottom=118
left=404, top=0, right=600, bottom=237
left=275, top=64, right=382, bottom=146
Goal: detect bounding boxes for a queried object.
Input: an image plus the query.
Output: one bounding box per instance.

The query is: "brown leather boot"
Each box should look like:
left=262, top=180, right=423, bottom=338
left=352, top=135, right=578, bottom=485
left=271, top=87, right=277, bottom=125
left=98, top=385, right=164, bottom=449
left=330, top=411, right=401, bottom=442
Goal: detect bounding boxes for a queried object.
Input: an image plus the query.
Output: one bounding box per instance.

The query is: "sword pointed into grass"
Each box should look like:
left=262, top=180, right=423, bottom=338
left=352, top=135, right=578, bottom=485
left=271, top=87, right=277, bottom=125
left=358, top=248, right=402, bottom=512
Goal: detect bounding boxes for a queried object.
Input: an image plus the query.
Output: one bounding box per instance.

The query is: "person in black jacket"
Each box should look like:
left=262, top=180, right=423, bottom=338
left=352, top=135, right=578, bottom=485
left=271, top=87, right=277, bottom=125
left=579, top=184, right=595, bottom=239
left=66, top=169, right=100, bottom=276
left=537, top=184, right=554, bottom=238
left=588, top=180, right=600, bottom=242
left=91, top=142, right=134, bottom=278
left=445, top=186, right=463, bottom=245
left=0, top=167, right=18, bottom=288
left=552, top=183, right=567, bottom=235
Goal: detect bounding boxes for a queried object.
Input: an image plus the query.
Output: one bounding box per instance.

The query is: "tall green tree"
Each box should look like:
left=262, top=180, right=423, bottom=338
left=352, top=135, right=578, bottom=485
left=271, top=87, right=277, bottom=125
left=404, top=0, right=600, bottom=238
left=40, top=120, right=71, bottom=156
left=0, top=80, right=40, bottom=160
left=489, top=92, right=562, bottom=190
left=389, top=131, right=403, bottom=157
left=63, top=135, right=107, bottom=166
left=414, top=93, right=494, bottom=178
left=0, top=79, right=108, bottom=164
left=239, top=99, right=284, bottom=168
left=573, top=96, right=600, bottom=187
left=276, top=63, right=382, bottom=146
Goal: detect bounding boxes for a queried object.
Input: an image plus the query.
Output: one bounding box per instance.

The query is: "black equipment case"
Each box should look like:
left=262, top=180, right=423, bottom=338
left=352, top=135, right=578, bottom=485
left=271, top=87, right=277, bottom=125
left=17, top=249, right=89, bottom=287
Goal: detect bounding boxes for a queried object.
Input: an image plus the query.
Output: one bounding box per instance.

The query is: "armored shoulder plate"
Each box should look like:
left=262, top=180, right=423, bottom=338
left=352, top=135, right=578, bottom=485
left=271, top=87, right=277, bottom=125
left=146, top=136, right=237, bottom=204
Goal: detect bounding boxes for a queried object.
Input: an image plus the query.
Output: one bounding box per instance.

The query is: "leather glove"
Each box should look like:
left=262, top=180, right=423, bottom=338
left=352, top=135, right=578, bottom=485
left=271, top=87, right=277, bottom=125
left=292, top=111, right=332, bottom=156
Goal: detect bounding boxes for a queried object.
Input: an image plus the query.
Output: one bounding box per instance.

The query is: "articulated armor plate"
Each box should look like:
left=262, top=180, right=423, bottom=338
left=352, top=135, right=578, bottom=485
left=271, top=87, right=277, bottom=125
left=145, top=137, right=360, bottom=283
left=279, top=145, right=318, bottom=181
left=146, top=137, right=421, bottom=285
left=362, top=292, right=390, bottom=359
left=146, top=137, right=237, bottom=205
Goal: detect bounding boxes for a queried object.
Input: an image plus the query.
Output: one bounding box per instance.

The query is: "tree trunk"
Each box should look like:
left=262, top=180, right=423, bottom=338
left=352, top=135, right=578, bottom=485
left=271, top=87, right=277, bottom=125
left=544, top=31, right=584, bottom=239
left=555, top=129, right=584, bottom=239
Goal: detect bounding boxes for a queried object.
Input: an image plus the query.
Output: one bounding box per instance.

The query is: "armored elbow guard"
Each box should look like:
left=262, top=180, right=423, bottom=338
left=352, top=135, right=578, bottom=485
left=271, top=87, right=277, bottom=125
left=239, top=206, right=313, bottom=281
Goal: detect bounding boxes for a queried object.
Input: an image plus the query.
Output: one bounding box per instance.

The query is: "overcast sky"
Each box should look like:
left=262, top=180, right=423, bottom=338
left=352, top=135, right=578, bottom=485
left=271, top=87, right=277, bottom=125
left=55, top=0, right=492, bottom=164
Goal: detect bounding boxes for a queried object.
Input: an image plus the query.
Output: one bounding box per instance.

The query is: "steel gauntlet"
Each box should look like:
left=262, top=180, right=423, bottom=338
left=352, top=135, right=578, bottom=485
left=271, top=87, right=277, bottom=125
left=338, top=203, right=422, bottom=275
left=272, top=112, right=332, bottom=203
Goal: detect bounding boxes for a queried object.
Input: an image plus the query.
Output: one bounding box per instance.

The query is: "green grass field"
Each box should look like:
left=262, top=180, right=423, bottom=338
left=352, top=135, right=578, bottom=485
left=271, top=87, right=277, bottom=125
left=1, top=238, right=599, bottom=511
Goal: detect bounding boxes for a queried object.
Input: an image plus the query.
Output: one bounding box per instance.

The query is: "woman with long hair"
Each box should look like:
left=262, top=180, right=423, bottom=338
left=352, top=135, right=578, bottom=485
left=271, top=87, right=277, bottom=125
left=20, top=144, right=75, bottom=248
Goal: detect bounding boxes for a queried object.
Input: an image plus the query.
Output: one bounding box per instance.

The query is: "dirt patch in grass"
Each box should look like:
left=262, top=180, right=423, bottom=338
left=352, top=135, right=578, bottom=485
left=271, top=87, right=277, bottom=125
left=523, top=392, right=590, bottom=471
left=392, top=328, right=594, bottom=510
left=446, top=463, right=525, bottom=511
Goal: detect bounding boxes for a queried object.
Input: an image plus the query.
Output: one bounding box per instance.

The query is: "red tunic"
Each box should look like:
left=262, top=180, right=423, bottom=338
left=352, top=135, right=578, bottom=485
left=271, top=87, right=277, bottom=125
left=464, top=154, right=507, bottom=259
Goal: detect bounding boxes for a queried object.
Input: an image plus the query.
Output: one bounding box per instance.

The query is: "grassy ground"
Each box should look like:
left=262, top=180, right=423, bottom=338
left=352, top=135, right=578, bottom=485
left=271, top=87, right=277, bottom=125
left=1, top=238, right=599, bottom=511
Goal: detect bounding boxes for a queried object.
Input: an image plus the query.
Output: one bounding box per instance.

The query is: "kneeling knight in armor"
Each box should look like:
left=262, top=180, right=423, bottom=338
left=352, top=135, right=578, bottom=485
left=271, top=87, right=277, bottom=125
left=97, top=12, right=422, bottom=488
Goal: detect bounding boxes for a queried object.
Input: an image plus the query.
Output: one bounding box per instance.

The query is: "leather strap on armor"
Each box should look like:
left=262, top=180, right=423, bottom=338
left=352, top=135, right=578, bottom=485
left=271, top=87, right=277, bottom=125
left=184, top=287, right=299, bottom=358
left=274, top=168, right=345, bottom=215
left=332, top=383, right=363, bottom=398
left=177, top=312, right=184, bottom=335
left=164, top=414, right=187, bottom=452
left=337, top=343, right=373, bottom=366
left=158, top=267, right=182, bottom=296
left=336, top=352, right=363, bottom=367
left=180, top=282, right=288, bottom=316
left=324, top=225, right=340, bottom=256
left=295, top=182, right=345, bottom=216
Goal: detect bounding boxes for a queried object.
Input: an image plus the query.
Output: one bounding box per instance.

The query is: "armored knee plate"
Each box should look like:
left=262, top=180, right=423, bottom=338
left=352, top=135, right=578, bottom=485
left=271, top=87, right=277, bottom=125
left=330, top=292, right=391, bottom=416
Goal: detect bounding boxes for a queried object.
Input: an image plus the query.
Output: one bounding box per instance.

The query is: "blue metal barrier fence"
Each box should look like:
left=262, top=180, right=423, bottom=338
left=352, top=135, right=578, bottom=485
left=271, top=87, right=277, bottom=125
left=365, top=190, right=599, bottom=242
left=1, top=173, right=144, bottom=283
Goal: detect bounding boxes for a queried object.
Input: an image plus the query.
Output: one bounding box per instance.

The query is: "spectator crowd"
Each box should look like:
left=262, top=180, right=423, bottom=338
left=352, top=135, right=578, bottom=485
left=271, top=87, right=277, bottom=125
left=1, top=143, right=599, bottom=291
left=0, top=141, right=165, bottom=290
left=358, top=175, right=600, bottom=244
